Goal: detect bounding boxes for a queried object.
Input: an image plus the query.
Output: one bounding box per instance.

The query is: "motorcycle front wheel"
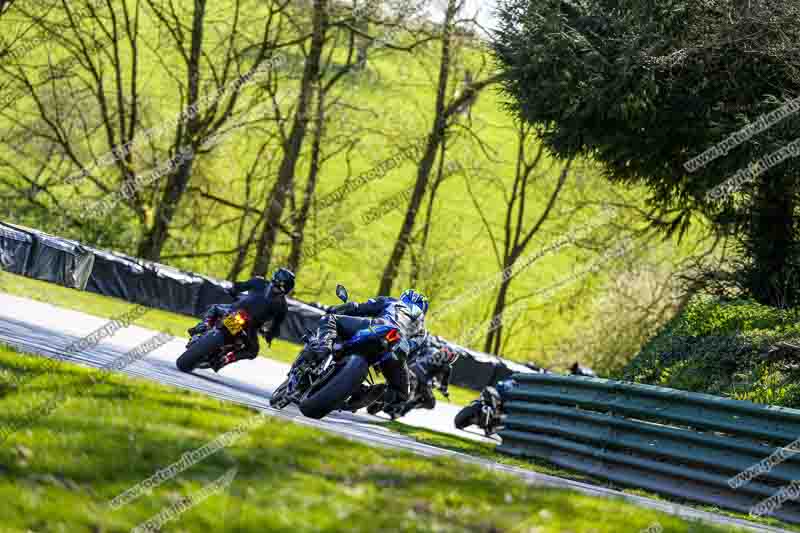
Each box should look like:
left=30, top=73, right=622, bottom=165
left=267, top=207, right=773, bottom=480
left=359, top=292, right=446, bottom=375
left=176, top=330, right=225, bottom=372
left=270, top=378, right=293, bottom=409
left=299, top=355, right=370, bottom=420
left=454, top=401, right=481, bottom=429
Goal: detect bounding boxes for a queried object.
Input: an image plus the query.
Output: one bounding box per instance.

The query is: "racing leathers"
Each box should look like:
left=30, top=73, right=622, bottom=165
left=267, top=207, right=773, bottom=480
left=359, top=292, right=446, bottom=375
left=309, top=296, right=427, bottom=406
left=407, top=336, right=456, bottom=410
left=190, top=278, right=288, bottom=364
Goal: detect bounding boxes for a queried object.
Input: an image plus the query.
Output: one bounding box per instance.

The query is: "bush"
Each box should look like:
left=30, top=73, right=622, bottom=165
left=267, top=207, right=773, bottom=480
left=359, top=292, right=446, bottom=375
left=622, top=295, right=800, bottom=408
left=556, top=264, right=681, bottom=376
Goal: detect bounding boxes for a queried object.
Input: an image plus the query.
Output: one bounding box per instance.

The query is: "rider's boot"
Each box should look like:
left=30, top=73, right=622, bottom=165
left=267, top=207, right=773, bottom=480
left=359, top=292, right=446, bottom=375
left=380, top=387, right=410, bottom=418
left=366, top=400, right=384, bottom=416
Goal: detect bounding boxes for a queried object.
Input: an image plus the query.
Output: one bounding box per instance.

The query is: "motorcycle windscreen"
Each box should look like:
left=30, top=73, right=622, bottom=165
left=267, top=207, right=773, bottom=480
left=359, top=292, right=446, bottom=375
left=350, top=324, right=393, bottom=342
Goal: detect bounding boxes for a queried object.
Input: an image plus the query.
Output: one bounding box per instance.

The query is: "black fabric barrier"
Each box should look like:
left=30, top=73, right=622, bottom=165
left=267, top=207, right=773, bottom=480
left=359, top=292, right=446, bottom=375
left=0, top=220, right=533, bottom=390
left=85, top=248, right=206, bottom=317
left=0, top=223, right=33, bottom=275
left=2, top=223, right=94, bottom=289
left=140, top=262, right=203, bottom=317
left=85, top=249, right=149, bottom=301
left=428, top=335, right=531, bottom=390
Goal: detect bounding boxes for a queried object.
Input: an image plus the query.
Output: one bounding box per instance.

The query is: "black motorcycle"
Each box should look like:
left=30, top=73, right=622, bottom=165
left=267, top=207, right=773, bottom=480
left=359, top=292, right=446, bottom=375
left=270, top=285, right=411, bottom=420
left=454, top=385, right=505, bottom=437
left=367, top=374, right=448, bottom=420
left=176, top=306, right=253, bottom=373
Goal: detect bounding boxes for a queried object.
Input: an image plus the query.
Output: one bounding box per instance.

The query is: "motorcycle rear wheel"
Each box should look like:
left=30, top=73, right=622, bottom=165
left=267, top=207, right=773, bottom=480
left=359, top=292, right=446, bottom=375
left=176, top=330, right=224, bottom=372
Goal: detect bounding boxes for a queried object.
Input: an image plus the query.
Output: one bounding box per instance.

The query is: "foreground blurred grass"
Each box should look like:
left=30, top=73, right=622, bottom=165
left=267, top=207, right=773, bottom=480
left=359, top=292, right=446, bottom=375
left=0, top=269, right=476, bottom=405
left=0, top=344, right=741, bottom=533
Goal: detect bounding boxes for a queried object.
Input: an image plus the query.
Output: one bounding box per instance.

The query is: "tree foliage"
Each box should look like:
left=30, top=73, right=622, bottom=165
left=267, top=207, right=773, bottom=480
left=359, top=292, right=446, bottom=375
left=493, top=0, right=800, bottom=306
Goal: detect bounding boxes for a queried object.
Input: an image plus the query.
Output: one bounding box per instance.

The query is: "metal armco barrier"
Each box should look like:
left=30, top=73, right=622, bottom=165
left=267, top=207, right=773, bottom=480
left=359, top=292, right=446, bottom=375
left=497, top=373, right=800, bottom=524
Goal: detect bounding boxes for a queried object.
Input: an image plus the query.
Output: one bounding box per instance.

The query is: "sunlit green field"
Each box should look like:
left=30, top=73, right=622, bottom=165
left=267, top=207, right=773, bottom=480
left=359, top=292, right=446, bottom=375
left=0, top=344, right=743, bottom=533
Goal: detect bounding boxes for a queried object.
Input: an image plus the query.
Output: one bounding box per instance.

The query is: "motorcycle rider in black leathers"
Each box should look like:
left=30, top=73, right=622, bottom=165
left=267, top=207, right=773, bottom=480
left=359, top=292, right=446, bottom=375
left=188, top=268, right=295, bottom=372
left=304, top=289, right=430, bottom=412
left=369, top=335, right=460, bottom=416
left=407, top=338, right=460, bottom=409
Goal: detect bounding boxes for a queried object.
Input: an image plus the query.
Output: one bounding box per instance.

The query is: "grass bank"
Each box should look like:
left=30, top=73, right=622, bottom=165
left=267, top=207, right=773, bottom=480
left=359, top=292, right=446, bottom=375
left=0, top=344, right=742, bottom=533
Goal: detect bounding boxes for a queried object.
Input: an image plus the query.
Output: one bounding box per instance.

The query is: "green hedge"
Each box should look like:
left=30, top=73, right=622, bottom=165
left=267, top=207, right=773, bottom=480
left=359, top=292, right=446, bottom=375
left=622, top=295, right=800, bottom=407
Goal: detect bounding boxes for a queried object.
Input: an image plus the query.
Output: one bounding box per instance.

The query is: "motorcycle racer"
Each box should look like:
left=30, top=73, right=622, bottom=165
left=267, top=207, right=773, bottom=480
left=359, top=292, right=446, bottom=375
left=304, top=289, right=430, bottom=411
left=187, top=268, right=294, bottom=371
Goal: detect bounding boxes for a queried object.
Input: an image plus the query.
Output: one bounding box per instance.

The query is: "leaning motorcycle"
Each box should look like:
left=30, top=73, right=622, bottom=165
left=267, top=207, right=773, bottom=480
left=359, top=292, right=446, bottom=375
left=270, top=284, right=411, bottom=420
left=454, top=385, right=505, bottom=436
left=176, top=307, right=252, bottom=372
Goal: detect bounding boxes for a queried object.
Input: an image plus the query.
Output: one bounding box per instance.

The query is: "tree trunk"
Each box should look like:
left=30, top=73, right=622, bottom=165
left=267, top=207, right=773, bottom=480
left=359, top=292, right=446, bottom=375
left=484, top=262, right=513, bottom=354
left=137, top=0, right=205, bottom=261
left=410, top=136, right=448, bottom=285
left=748, top=174, right=798, bottom=307
left=251, top=0, right=327, bottom=277
left=137, top=157, right=197, bottom=259
left=288, top=84, right=325, bottom=273
left=228, top=216, right=263, bottom=280
left=377, top=0, right=457, bottom=295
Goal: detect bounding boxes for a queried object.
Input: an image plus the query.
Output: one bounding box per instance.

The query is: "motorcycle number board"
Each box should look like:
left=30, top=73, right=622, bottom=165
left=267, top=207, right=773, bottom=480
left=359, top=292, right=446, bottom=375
left=223, top=314, right=245, bottom=335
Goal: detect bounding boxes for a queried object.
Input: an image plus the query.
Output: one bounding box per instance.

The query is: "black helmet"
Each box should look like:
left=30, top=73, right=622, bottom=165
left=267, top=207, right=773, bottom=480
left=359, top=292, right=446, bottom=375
left=271, top=268, right=295, bottom=294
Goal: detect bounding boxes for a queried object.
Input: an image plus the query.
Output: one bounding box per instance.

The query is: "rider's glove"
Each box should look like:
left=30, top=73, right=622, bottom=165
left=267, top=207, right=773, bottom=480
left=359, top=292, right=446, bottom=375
left=309, top=345, right=332, bottom=363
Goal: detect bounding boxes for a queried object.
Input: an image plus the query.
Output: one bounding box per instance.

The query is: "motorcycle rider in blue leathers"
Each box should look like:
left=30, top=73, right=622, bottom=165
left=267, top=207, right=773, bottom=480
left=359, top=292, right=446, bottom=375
left=304, top=289, right=430, bottom=412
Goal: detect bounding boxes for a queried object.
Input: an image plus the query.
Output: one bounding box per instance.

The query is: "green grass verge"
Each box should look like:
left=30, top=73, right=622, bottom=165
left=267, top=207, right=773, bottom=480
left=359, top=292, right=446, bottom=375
left=0, top=344, right=743, bottom=532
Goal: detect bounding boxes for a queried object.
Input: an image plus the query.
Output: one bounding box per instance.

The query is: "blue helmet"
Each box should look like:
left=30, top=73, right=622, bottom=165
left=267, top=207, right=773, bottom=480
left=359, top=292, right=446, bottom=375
left=400, top=289, right=429, bottom=315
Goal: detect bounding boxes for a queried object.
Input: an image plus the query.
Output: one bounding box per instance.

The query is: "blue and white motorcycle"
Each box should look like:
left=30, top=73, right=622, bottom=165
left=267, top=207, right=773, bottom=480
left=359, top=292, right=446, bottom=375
left=270, top=285, right=411, bottom=420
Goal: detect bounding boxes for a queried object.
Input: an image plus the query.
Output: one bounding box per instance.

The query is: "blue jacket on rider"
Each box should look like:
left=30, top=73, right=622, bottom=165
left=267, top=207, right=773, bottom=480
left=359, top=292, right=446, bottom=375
left=330, top=296, right=427, bottom=353
left=309, top=295, right=428, bottom=406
